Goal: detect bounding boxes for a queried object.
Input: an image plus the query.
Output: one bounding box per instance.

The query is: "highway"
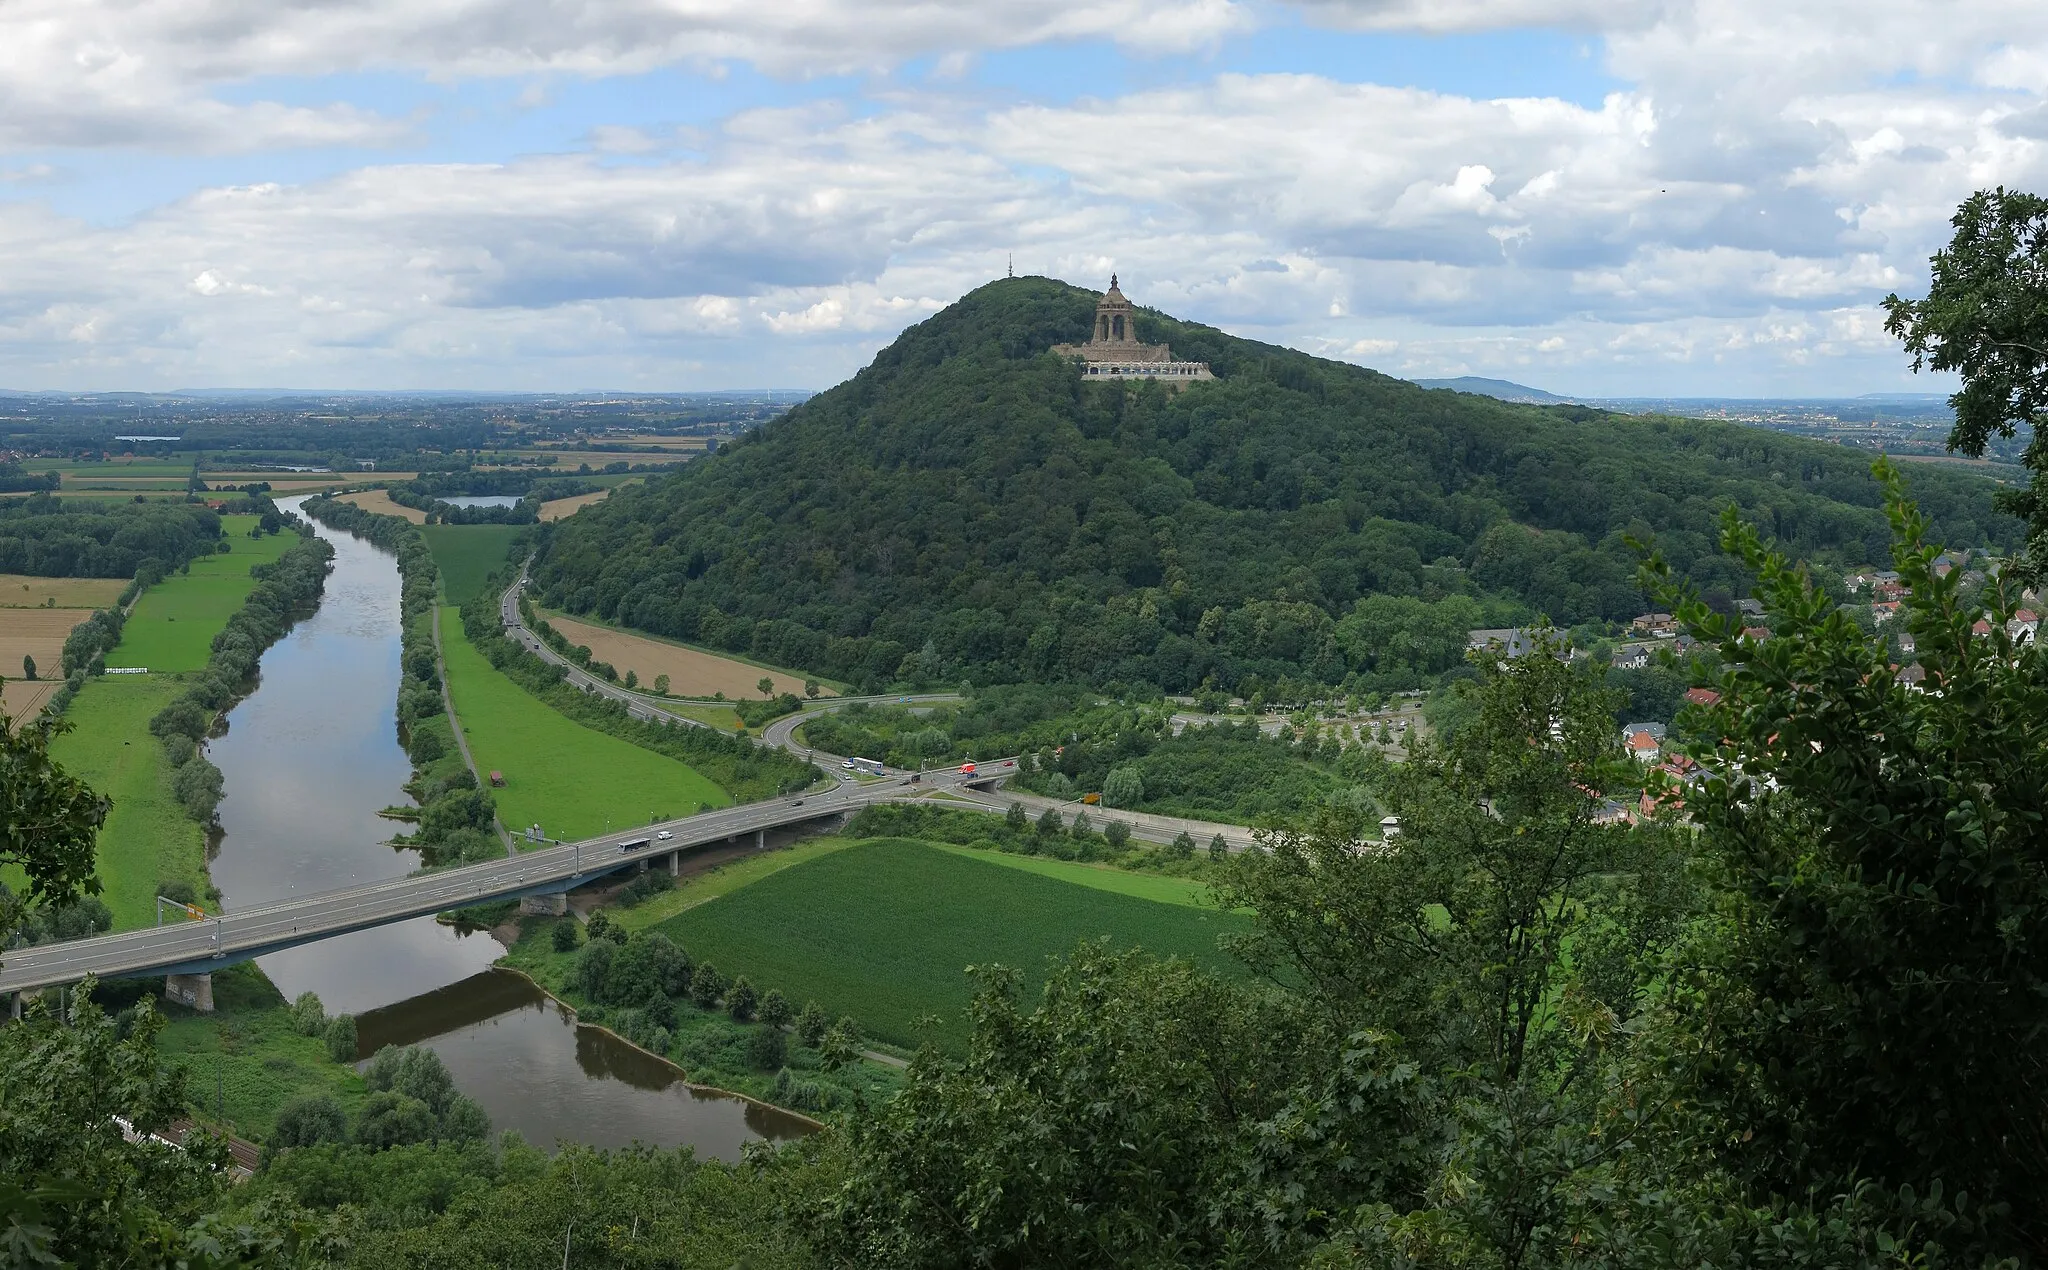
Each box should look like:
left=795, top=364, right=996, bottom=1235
left=0, top=785, right=878, bottom=995
left=1, top=578, right=1248, bottom=998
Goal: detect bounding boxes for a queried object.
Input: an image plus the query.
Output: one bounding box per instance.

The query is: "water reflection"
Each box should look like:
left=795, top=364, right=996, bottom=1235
left=204, top=499, right=812, bottom=1154
left=439, top=495, right=520, bottom=509
left=355, top=970, right=814, bottom=1160
left=208, top=498, right=500, bottom=1011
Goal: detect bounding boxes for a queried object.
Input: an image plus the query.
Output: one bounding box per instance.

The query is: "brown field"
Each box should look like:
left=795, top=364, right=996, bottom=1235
left=538, top=489, right=614, bottom=521
left=2, top=679, right=59, bottom=725
left=0, top=608, right=84, bottom=675
left=0, top=575, right=127, bottom=608
left=540, top=611, right=834, bottom=700
left=335, top=489, right=427, bottom=523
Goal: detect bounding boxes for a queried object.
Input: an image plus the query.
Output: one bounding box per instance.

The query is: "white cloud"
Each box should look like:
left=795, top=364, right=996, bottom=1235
left=1, top=0, right=2046, bottom=392
left=0, top=0, right=1250, bottom=151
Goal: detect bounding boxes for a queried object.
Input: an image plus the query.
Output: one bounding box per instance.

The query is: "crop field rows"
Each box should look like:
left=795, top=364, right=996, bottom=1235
left=653, top=837, right=1251, bottom=1049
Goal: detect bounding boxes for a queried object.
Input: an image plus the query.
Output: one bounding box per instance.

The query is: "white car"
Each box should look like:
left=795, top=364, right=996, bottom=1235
left=656, top=830, right=673, bottom=842
left=841, top=759, right=855, bottom=769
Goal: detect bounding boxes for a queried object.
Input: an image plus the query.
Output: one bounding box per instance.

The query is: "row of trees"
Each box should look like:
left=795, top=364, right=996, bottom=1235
left=302, top=494, right=502, bottom=863
left=146, top=526, right=334, bottom=826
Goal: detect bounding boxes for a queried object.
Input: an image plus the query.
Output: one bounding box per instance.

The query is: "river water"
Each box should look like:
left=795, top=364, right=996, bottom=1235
left=205, top=498, right=809, bottom=1157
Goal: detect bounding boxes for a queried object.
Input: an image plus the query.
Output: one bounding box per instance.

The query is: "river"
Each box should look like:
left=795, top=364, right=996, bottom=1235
left=204, top=497, right=809, bottom=1157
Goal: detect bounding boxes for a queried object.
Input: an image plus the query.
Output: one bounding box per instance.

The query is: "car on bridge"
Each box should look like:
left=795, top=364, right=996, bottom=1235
left=656, top=830, right=673, bottom=841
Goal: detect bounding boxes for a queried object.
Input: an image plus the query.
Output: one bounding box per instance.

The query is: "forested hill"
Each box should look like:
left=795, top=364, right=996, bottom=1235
left=530, top=277, right=2017, bottom=694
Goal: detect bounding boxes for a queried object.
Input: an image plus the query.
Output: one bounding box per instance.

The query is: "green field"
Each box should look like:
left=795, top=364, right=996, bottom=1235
left=108, top=519, right=297, bottom=672
left=924, top=842, right=1220, bottom=907
left=653, top=837, right=1252, bottom=1049
left=422, top=525, right=522, bottom=604
left=440, top=608, right=729, bottom=841
left=44, top=676, right=209, bottom=929
left=155, top=963, right=369, bottom=1142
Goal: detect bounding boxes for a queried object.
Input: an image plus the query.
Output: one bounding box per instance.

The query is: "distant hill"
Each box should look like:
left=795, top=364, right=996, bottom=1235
left=1411, top=376, right=1578, bottom=404
left=528, top=278, right=2016, bottom=694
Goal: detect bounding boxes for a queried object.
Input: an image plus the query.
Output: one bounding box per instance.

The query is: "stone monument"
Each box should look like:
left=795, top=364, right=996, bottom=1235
left=1052, top=275, right=1214, bottom=387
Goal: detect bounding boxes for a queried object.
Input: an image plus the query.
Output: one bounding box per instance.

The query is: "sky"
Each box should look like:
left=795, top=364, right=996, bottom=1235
left=2, top=0, right=2045, bottom=396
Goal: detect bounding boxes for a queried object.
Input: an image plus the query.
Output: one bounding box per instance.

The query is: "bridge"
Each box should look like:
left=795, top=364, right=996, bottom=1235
left=4, top=565, right=1252, bottom=1008
left=0, top=773, right=998, bottom=1002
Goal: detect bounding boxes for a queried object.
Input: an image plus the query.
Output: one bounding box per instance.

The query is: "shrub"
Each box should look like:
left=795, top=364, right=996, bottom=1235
left=1208, top=834, right=1229, bottom=860
left=691, top=962, right=727, bottom=1009
left=796, top=1000, right=829, bottom=1048
left=574, top=939, right=616, bottom=998
left=758, top=988, right=794, bottom=1028
left=747, top=1026, right=788, bottom=1072
left=162, top=733, right=197, bottom=767
left=1172, top=830, right=1196, bottom=859
left=586, top=909, right=626, bottom=945
left=323, top=1014, right=357, bottom=1063
left=407, top=729, right=445, bottom=765
left=269, top=1092, right=347, bottom=1150
left=551, top=918, right=581, bottom=952
left=1102, top=765, right=1145, bottom=808
left=149, top=699, right=208, bottom=742
left=1104, top=820, right=1131, bottom=850
left=1068, top=811, right=1092, bottom=839
left=1036, top=807, right=1062, bottom=836
left=289, top=991, right=325, bottom=1037
left=726, top=976, right=758, bottom=1022
left=1006, top=802, right=1028, bottom=830
left=820, top=1018, right=862, bottom=1070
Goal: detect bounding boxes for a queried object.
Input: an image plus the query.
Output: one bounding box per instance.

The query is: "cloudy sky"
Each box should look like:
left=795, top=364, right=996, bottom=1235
left=2, top=0, right=2044, bottom=396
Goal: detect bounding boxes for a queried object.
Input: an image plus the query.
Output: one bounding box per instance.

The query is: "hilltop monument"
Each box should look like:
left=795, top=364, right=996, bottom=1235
left=1052, top=276, right=1214, bottom=386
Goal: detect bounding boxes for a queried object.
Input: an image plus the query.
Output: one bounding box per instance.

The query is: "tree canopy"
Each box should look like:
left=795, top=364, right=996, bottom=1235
left=530, top=277, right=2016, bottom=694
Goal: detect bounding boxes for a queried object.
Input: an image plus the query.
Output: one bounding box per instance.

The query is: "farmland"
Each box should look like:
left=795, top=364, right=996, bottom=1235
left=540, top=611, right=835, bottom=699
left=0, top=574, right=127, bottom=608
left=0, top=607, right=83, bottom=679
left=538, top=488, right=614, bottom=521
left=108, top=521, right=298, bottom=671
left=652, top=837, right=1252, bottom=1049
left=334, top=489, right=425, bottom=523
left=1, top=678, right=58, bottom=722
left=439, top=608, right=729, bottom=842
left=421, top=524, right=522, bottom=603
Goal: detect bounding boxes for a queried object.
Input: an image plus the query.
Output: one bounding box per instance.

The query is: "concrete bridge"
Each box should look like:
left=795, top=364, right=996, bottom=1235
left=0, top=780, right=945, bottom=1005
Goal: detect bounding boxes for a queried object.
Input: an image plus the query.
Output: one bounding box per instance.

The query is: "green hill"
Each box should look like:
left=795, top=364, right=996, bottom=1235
left=529, top=277, right=2016, bottom=693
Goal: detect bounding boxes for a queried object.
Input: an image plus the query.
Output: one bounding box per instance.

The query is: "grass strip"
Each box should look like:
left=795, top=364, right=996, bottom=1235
left=439, top=606, right=730, bottom=843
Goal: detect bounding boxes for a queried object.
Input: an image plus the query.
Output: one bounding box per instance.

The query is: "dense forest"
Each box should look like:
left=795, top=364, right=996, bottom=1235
left=0, top=494, right=228, bottom=576
left=528, top=277, right=2018, bottom=693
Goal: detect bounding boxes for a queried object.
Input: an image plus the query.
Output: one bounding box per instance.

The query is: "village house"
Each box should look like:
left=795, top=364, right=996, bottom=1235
left=1630, top=612, right=1678, bottom=637
left=1872, top=600, right=1901, bottom=626
left=2008, top=608, right=2039, bottom=644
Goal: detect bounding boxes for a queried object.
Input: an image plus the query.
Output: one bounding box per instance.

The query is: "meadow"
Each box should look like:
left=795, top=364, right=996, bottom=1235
left=44, top=676, right=210, bottom=928
left=422, top=524, right=522, bottom=604
left=652, top=837, right=1252, bottom=1049
left=108, top=520, right=297, bottom=671
left=440, top=609, right=729, bottom=842
left=152, top=963, right=368, bottom=1141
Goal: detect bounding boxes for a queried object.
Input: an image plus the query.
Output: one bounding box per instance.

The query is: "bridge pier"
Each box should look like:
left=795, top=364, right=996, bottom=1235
left=519, top=893, right=568, bottom=917
left=165, top=973, right=215, bottom=1013
left=755, top=828, right=765, bottom=850
left=668, top=851, right=680, bottom=876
